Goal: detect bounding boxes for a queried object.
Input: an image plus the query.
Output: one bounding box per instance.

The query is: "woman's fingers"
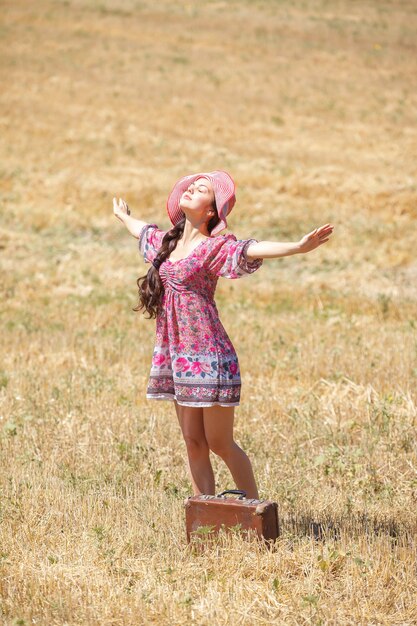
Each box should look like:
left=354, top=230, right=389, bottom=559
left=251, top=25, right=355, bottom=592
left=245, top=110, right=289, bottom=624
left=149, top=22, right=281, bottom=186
left=113, top=197, right=130, bottom=215
left=113, top=197, right=122, bottom=207
left=113, top=197, right=129, bottom=218
left=316, top=225, right=333, bottom=238
left=121, top=198, right=130, bottom=214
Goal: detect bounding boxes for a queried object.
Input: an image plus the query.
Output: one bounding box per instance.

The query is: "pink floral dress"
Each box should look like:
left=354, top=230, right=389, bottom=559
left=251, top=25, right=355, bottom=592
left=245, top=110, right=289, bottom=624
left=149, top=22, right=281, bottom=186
left=138, top=223, right=263, bottom=407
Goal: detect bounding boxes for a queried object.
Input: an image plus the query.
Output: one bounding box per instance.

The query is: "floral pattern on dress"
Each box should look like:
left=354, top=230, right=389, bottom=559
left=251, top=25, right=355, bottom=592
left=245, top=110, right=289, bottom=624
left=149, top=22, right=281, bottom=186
left=138, top=223, right=263, bottom=407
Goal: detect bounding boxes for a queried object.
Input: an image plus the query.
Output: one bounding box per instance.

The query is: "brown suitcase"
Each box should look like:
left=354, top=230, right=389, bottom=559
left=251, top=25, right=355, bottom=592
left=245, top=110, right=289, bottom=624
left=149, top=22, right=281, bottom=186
left=184, top=489, right=279, bottom=547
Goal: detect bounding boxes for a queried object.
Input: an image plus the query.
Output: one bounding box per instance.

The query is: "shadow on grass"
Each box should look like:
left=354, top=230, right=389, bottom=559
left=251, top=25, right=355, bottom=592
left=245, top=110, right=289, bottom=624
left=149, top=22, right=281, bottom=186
left=281, top=510, right=417, bottom=544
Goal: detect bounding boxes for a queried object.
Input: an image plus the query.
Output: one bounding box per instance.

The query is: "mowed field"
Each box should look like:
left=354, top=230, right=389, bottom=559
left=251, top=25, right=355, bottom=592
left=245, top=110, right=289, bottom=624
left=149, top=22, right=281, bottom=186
left=1, top=0, right=417, bottom=623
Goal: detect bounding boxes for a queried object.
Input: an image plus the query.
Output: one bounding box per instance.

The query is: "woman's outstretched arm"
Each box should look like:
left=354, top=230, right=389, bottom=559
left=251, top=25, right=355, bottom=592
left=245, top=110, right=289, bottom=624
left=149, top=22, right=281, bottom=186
left=245, top=223, right=334, bottom=260
left=113, top=196, right=148, bottom=238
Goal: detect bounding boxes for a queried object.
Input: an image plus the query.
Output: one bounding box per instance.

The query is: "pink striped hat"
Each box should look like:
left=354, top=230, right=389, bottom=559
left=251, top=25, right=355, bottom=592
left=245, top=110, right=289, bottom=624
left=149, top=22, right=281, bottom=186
left=166, top=170, right=236, bottom=237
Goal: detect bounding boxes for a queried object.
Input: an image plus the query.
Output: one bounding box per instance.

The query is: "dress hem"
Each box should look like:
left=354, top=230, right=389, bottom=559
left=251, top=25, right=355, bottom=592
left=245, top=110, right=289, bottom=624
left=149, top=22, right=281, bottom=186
left=146, top=393, right=240, bottom=408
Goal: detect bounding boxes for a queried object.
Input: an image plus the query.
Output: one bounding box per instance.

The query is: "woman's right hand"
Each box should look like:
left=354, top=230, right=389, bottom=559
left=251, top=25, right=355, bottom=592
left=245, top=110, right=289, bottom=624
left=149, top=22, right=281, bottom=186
left=113, top=197, right=131, bottom=221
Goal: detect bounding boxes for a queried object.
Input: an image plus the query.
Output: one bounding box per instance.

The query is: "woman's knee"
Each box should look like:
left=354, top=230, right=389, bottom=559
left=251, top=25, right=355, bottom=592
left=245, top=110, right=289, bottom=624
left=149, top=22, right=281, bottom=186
left=183, top=434, right=210, bottom=457
left=207, top=437, right=236, bottom=458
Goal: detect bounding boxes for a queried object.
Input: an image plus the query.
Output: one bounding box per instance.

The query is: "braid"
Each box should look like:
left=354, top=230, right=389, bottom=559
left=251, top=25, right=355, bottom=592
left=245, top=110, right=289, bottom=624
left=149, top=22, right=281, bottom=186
left=133, top=216, right=186, bottom=319
left=133, top=197, right=219, bottom=319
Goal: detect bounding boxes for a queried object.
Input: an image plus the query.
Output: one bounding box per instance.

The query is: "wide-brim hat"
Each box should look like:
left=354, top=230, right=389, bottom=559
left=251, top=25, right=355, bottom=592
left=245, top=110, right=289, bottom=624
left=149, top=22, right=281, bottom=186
left=166, top=170, right=236, bottom=237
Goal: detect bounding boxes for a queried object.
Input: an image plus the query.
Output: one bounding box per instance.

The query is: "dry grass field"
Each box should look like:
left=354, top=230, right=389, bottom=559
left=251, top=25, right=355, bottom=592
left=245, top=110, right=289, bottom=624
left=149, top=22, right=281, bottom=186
left=1, top=0, right=417, bottom=623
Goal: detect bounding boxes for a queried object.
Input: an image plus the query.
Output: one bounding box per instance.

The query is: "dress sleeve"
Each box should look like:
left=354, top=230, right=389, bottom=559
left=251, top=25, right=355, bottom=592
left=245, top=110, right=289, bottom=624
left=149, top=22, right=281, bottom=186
left=206, top=234, right=263, bottom=279
left=138, top=223, right=166, bottom=264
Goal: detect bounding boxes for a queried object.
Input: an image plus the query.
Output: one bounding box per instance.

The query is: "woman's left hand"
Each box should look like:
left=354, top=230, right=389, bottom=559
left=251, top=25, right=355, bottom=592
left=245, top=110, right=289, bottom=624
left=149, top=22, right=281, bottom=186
left=297, top=223, right=334, bottom=254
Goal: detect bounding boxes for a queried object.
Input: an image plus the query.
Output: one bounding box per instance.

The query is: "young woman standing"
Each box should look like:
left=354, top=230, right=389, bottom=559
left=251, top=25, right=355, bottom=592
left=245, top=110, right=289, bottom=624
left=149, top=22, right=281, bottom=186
left=113, top=170, right=333, bottom=499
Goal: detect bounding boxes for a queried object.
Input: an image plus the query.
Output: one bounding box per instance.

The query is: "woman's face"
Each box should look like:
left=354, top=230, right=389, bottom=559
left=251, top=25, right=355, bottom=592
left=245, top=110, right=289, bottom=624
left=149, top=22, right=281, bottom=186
left=179, top=177, right=216, bottom=218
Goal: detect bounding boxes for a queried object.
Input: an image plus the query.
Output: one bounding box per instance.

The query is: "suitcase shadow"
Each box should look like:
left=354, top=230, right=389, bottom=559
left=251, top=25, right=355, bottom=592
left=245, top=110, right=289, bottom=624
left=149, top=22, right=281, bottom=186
left=280, top=510, right=416, bottom=544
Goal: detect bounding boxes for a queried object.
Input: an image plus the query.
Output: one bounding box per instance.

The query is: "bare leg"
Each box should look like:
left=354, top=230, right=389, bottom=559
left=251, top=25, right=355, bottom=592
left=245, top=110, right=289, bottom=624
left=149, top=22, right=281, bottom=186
left=203, top=405, right=259, bottom=499
left=174, top=400, right=215, bottom=496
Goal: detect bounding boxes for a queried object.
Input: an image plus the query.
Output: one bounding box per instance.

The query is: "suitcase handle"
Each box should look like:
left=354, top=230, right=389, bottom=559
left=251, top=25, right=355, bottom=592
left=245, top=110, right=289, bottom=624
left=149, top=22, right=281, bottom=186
left=216, top=489, right=247, bottom=499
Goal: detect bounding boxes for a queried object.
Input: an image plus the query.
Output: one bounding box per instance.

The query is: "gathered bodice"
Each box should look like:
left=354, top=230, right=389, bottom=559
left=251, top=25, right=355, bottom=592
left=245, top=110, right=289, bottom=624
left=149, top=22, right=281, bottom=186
left=158, top=259, right=217, bottom=301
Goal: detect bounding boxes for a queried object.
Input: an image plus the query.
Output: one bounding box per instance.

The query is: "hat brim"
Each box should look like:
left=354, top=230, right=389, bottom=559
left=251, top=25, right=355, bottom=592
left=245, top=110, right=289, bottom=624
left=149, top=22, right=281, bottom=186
left=166, top=170, right=236, bottom=237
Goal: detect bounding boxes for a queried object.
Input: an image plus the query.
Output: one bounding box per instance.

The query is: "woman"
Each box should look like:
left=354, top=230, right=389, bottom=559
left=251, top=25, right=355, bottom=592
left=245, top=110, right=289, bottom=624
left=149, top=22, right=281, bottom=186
left=113, top=170, right=333, bottom=499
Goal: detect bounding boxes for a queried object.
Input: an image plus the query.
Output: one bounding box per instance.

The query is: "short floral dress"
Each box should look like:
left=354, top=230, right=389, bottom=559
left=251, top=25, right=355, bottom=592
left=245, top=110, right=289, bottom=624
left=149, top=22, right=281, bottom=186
left=138, top=223, right=263, bottom=407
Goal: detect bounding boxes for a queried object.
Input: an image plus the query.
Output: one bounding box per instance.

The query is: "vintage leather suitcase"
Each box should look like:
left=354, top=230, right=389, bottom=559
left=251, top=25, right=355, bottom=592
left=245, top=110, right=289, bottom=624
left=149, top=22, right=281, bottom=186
left=184, top=489, right=279, bottom=546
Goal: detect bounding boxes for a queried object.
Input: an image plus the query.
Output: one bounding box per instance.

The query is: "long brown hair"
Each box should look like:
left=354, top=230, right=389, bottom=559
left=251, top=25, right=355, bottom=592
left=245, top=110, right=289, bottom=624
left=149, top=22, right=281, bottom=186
left=133, top=200, right=219, bottom=319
